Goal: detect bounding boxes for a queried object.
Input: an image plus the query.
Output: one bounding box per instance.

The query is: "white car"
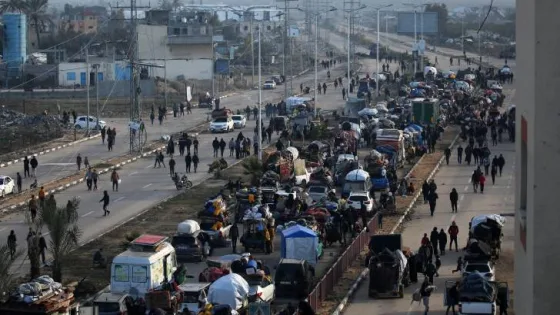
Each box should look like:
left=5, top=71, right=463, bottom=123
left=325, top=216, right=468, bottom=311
left=232, top=115, right=247, bottom=129
left=263, top=80, right=276, bottom=89
left=0, top=175, right=15, bottom=197
left=307, top=185, right=329, bottom=202
left=246, top=274, right=275, bottom=303
left=209, top=117, right=234, bottom=133
left=347, top=192, right=375, bottom=213
left=74, top=116, right=106, bottom=130
left=295, top=168, right=311, bottom=186
left=462, top=261, right=495, bottom=281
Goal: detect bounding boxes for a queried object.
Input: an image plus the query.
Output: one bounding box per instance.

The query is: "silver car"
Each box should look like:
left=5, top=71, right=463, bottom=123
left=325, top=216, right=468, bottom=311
left=232, top=115, right=247, bottom=128
left=307, top=185, right=329, bottom=202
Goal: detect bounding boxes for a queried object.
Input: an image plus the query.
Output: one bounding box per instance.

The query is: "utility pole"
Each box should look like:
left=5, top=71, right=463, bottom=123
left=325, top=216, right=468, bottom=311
left=116, top=0, right=150, bottom=154
left=258, top=27, right=263, bottom=161
left=283, top=0, right=298, bottom=98
left=250, top=16, right=255, bottom=88
left=93, top=64, right=100, bottom=129
left=164, top=57, right=168, bottom=110
left=85, top=46, right=90, bottom=134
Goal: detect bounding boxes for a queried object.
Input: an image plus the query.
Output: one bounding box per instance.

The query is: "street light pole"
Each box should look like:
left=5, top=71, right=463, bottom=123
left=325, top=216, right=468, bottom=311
left=413, top=10, right=417, bottom=73
left=314, top=14, right=318, bottom=114
left=376, top=8, right=380, bottom=98
left=346, top=14, right=350, bottom=99
left=257, top=27, right=263, bottom=161
left=250, top=16, right=255, bottom=88
left=420, top=9, right=424, bottom=70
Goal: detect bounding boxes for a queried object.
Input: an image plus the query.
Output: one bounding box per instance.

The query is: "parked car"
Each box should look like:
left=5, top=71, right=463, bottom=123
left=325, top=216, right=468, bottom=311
left=246, top=274, right=275, bottom=303
left=178, top=283, right=211, bottom=315
left=263, top=80, right=276, bottom=89
left=270, top=75, right=283, bottom=85
left=462, top=261, right=496, bottom=281
left=0, top=175, right=15, bottom=198
left=232, top=115, right=247, bottom=129
left=274, top=258, right=315, bottom=303
left=209, top=117, right=234, bottom=133
left=307, top=185, right=329, bottom=202
left=74, top=115, right=106, bottom=130
left=295, top=168, right=311, bottom=186
left=347, top=192, right=375, bottom=212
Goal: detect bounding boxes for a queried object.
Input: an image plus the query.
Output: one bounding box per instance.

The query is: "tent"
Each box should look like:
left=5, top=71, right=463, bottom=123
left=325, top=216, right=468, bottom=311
left=281, top=225, right=319, bottom=265
left=207, top=273, right=249, bottom=310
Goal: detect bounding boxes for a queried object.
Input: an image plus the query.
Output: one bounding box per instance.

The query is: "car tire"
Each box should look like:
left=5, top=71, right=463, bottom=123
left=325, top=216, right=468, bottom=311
left=75, top=125, right=82, bottom=130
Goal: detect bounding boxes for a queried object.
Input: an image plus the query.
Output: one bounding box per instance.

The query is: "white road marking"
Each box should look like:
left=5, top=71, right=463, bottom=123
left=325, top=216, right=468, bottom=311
left=18, top=220, right=24, bottom=224
left=129, top=171, right=138, bottom=176
left=42, top=163, right=75, bottom=166
left=459, top=195, right=464, bottom=201
left=143, top=183, right=152, bottom=189
left=42, top=232, right=50, bottom=236
left=114, top=196, right=125, bottom=202
left=145, top=164, right=154, bottom=169
left=81, top=211, right=95, bottom=217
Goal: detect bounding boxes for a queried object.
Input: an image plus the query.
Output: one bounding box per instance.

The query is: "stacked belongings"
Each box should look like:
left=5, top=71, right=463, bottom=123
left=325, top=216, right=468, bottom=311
left=264, top=151, right=295, bottom=183
left=2, top=276, right=74, bottom=314
left=364, top=150, right=385, bottom=169
left=459, top=272, right=496, bottom=302
left=261, top=171, right=280, bottom=187
left=235, top=188, right=257, bottom=223
left=243, top=204, right=272, bottom=221
left=309, top=167, right=334, bottom=187
left=469, top=214, right=505, bottom=257
left=199, top=195, right=228, bottom=232
left=208, top=158, right=228, bottom=173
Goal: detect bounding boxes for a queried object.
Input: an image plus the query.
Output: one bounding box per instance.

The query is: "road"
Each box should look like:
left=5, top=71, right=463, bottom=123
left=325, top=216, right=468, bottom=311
left=341, top=41, right=517, bottom=315
left=0, top=60, right=343, bottom=209
left=0, top=57, right=353, bottom=275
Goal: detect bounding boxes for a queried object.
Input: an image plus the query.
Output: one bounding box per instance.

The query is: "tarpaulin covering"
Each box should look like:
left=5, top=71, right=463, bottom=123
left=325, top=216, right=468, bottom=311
left=459, top=272, right=496, bottom=302
left=368, top=248, right=407, bottom=293
left=207, top=273, right=249, bottom=310
left=281, top=225, right=319, bottom=265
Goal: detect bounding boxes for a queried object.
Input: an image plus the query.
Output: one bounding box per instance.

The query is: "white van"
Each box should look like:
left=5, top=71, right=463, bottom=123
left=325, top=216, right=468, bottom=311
left=110, top=234, right=177, bottom=296
left=342, top=169, right=371, bottom=197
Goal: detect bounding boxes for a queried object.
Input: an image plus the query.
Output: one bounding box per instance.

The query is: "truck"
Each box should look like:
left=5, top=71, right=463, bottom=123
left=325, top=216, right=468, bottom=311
left=365, top=234, right=410, bottom=298
left=411, top=97, right=440, bottom=126
left=444, top=273, right=508, bottom=315
left=376, top=129, right=406, bottom=168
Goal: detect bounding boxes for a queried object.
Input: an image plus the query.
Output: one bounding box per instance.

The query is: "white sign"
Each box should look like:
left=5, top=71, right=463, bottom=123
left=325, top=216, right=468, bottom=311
left=288, top=26, right=300, bottom=37
left=186, top=86, right=192, bottom=102
left=418, top=39, right=426, bottom=55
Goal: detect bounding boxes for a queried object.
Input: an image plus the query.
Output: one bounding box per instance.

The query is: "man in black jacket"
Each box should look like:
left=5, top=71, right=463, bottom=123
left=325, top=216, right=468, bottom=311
left=212, top=138, right=220, bottom=158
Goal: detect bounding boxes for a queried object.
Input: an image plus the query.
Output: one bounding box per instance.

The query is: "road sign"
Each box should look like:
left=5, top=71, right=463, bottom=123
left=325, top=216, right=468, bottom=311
left=248, top=302, right=271, bottom=315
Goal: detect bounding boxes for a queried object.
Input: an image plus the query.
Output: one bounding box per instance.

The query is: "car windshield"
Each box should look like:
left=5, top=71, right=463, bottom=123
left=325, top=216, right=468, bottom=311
left=214, top=118, right=227, bottom=123
left=344, top=181, right=366, bottom=192
left=276, top=263, right=304, bottom=284
left=172, top=236, right=197, bottom=246
left=465, top=264, right=491, bottom=273
left=183, top=292, right=200, bottom=303
left=232, top=116, right=242, bottom=121
left=349, top=195, right=368, bottom=202
left=308, top=186, right=326, bottom=193
left=0, top=178, right=4, bottom=185
left=95, top=302, right=120, bottom=312
left=265, top=81, right=273, bottom=84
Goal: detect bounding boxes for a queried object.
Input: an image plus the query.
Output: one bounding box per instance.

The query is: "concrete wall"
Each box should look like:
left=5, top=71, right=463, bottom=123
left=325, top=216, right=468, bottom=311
left=144, top=59, right=212, bottom=81
left=137, top=24, right=212, bottom=60
left=515, top=0, right=560, bottom=314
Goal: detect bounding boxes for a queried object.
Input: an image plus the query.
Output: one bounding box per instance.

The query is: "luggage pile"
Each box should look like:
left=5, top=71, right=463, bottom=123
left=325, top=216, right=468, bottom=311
left=2, top=276, right=75, bottom=314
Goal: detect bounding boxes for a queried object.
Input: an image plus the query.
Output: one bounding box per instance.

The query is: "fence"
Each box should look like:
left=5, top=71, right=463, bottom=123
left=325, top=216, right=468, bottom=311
left=307, top=214, right=380, bottom=311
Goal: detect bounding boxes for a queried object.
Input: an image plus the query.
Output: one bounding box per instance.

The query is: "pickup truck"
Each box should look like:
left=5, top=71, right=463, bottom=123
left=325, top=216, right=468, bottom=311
left=444, top=279, right=508, bottom=315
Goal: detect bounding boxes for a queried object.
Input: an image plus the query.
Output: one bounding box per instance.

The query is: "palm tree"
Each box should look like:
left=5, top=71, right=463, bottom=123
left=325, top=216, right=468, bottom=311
left=0, top=0, right=25, bottom=13
left=22, top=0, right=50, bottom=49
left=242, top=156, right=264, bottom=186
left=40, top=197, right=82, bottom=282
left=25, top=208, right=43, bottom=280
left=0, top=244, right=23, bottom=294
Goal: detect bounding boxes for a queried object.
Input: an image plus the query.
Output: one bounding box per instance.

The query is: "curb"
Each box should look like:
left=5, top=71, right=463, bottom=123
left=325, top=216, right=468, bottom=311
left=0, top=144, right=169, bottom=214
left=0, top=134, right=101, bottom=169
left=329, top=132, right=460, bottom=315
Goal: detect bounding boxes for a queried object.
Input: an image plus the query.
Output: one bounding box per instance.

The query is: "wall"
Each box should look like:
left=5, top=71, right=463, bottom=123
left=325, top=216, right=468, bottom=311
left=143, top=59, right=212, bottom=81
left=515, top=0, right=560, bottom=314
left=137, top=24, right=212, bottom=60
left=58, top=62, right=116, bottom=86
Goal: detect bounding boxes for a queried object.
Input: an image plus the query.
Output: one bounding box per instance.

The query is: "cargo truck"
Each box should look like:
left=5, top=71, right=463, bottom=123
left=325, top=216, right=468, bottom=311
left=411, top=97, right=440, bottom=126
left=365, top=234, right=410, bottom=298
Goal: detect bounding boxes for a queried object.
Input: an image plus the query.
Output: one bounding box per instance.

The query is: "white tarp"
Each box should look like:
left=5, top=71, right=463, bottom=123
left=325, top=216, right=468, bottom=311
left=395, top=249, right=407, bottom=274
left=286, top=147, right=299, bottom=160
left=470, top=214, right=506, bottom=233
left=207, top=273, right=249, bottom=310
left=358, top=107, right=379, bottom=117
left=177, top=220, right=200, bottom=235
left=424, top=66, right=437, bottom=76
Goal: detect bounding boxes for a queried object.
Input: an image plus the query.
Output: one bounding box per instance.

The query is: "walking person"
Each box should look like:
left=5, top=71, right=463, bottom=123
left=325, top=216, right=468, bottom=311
left=230, top=223, right=239, bottom=253
left=158, top=152, right=166, bottom=168
left=457, top=145, right=463, bottom=164
left=212, top=138, right=220, bottom=158
left=30, top=156, right=38, bottom=177
left=23, top=156, right=30, bottom=178
left=38, top=186, right=46, bottom=209
left=471, top=170, right=480, bottom=193
left=185, top=153, right=192, bottom=173
left=448, top=221, right=459, bottom=252
left=427, top=190, right=438, bottom=216
left=16, top=173, right=22, bottom=193
left=446, top=282, right=460, bottom=315
left=154, top=151, right=162, bottom=168
left=92, top=169, right=99, bottom=190
left=497, top=154, right=506, bottom=176
left=76, top=154, right=82, bottom=170
left=449, top=188, right=459, bottom=213
left=39, top=233, right=47, bottom=265
left=193, top=137, right=199, bottom=155
left=192, top=154, right=199, bottom=173
left=28, top=195, right=38, bottom=222
left=85, top=168, right=93, bottom=191
left=84, top=156, right=90, bottom=169
left=491, top=164, right=497, bottom=184
left=479, top=173, right=486, bottom=194
left=7, top=230, right=16, bottom=259
left=444, top=147, right=451, bottom=165
left=101, top=126, right=106, bottom=144
left=99, top=190, right=110, bottom=216
left=219, top=138, right=226, bottom=157
left=229, top=138, right=235, bottom=157
left=422, top=181, right=430, bottom=203
left=438, top=229, right=447, bottom=255
left=111, top=169, right=120, bottom=192
left=420, top=277, right=435, bottom=315
left=430, top=227, right=439, bottom=256
left=169, top=156, right=176, bottom=176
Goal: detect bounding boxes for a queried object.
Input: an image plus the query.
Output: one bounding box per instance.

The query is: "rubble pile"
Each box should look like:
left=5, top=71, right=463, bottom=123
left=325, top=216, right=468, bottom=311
left=0, top=108, right=65, bottom=155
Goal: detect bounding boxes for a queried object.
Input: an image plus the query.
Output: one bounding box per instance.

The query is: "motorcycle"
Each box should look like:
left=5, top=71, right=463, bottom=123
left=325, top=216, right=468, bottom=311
left=172, top=173, right=193, bottom=190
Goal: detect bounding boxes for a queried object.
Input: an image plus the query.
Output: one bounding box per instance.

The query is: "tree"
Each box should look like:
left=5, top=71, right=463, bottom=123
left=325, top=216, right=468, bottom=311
left=40, top=197, right=81, bottom=282
left=23, top=0, right=50, bottom=49
left=0, top=0, right=24, bottom=13
left=0, top=244, right=23, bottom=294
left=242, top=156, right=264, bottom=186
left=425, top=3, right=448, bottom=38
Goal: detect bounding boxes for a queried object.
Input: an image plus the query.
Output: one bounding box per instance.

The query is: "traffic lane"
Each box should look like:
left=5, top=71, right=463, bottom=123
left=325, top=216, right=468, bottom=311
left=0, top=126, right=269, bottom=245
left=343, top=140, right=516, bottom=315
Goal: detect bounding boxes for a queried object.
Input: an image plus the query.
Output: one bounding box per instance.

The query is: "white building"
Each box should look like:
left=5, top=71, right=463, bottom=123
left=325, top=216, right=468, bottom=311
left=58, top=61, right=119, bottom=87
left=515, top=0, right=560, bottom=314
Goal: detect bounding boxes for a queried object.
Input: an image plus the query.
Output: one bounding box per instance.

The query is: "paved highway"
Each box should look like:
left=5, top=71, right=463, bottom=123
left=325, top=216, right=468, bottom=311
left=0, top=59, right=352, bottom=275
left=340, top=39, right=517, bottom=315
left=0, top=61, right=343, bottom=209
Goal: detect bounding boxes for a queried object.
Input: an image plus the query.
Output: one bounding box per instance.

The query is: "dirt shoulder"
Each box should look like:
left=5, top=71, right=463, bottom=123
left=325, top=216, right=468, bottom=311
left=313, top=126, right=460, bottom=315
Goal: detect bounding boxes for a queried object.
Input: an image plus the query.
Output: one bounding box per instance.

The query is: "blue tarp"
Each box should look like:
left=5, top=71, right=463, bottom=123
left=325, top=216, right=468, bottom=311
left=280, top=225, right=318, bottom=264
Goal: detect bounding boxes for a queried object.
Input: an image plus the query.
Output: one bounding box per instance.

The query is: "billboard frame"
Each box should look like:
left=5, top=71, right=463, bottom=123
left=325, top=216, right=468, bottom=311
left=396, top=11, right=439, bottom=35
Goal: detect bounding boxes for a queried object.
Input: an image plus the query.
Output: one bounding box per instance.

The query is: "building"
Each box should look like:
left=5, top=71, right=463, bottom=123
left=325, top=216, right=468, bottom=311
left=137, top=10, right=220, bottom=81
left=59, top=11, right=99, bottom=34
left=58, top=61, right=122, bottom=86
left=2, top=13, right=27, bottom=79
left=515, top=0, right=560, bottom=314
